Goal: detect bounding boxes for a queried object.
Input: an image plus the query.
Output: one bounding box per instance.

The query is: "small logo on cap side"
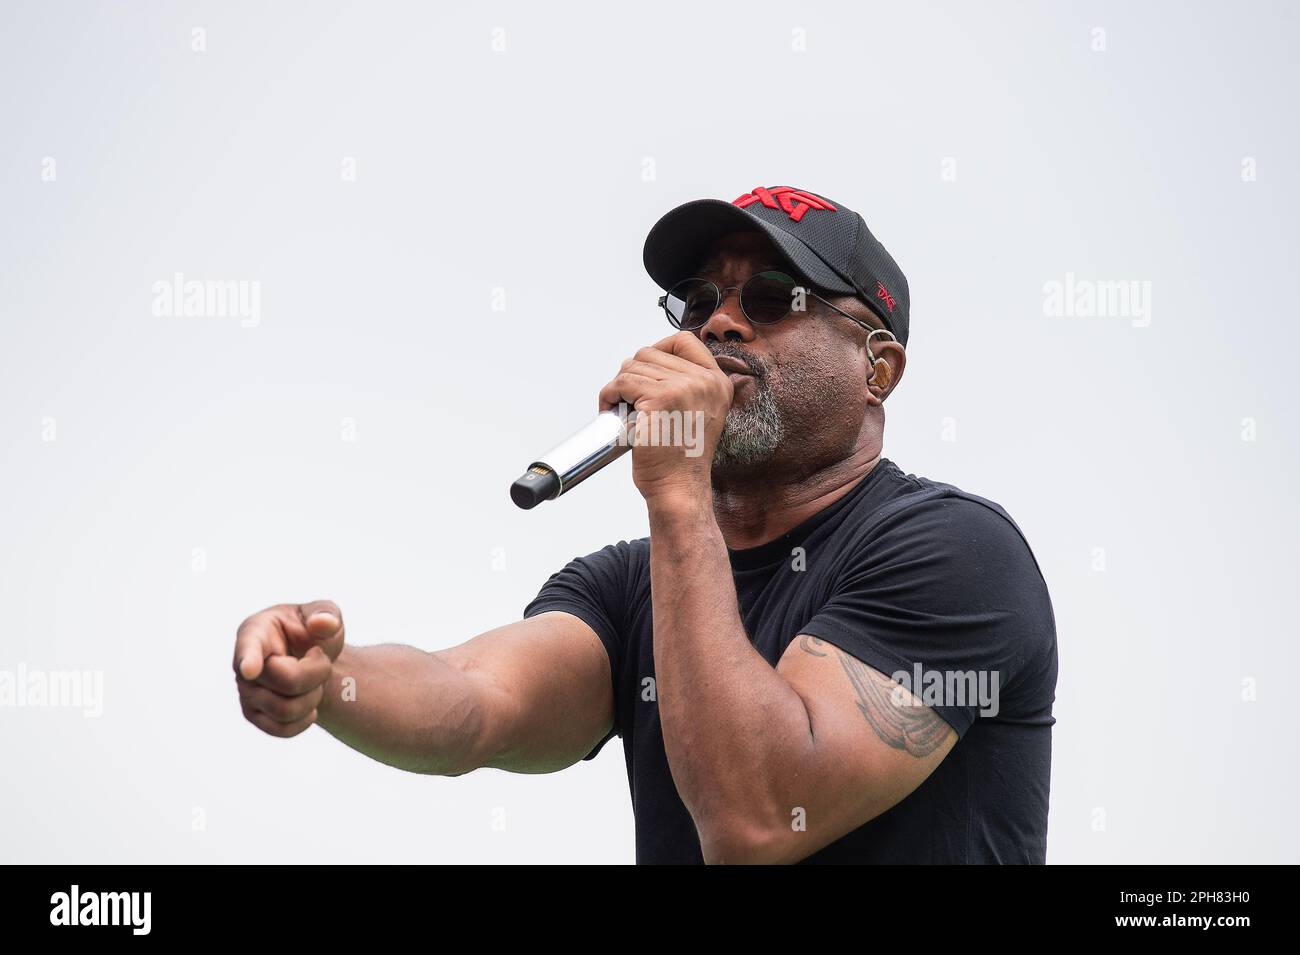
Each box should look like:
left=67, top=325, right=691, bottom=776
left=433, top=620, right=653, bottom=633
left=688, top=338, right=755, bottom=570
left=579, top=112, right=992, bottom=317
left=733, top=186, right=836, bottom=223
left=875, top=280, right=896, bottom=313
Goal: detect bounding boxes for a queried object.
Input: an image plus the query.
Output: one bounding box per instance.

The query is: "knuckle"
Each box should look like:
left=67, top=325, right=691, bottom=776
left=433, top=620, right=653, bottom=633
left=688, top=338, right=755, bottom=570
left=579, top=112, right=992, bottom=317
left=301, top=673, right=323, bottom=695
left=269, top=673, right=302, bottom=697
left=261, top=693, right=296, bottom=722
left=250, top=669, right=280, bottom=694
left=242, top=703, right=266, bottom=729
left=254, top=660, right=286, bottom=690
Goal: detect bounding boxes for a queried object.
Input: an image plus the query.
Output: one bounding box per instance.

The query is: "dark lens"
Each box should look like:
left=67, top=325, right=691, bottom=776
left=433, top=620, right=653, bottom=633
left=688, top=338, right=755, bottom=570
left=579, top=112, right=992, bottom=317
left=663, top=279, right=718, bottom=329
left=741, top=271, right=800, bottom=324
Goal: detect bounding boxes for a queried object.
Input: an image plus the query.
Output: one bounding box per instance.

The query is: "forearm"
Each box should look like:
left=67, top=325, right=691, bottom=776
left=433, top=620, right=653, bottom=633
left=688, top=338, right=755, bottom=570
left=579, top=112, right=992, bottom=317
left=317, top=643, right=490, bottom=776
left=648, top=498, right=816, bottom=859
left=315, top=613, right=613, bottom=776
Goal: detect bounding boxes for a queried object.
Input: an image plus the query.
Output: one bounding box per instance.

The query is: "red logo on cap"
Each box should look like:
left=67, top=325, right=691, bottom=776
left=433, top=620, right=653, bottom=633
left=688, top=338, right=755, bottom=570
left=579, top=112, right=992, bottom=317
left=733, top=186, right=837, bottom=223
left=875, top=281, right=896, bottom=314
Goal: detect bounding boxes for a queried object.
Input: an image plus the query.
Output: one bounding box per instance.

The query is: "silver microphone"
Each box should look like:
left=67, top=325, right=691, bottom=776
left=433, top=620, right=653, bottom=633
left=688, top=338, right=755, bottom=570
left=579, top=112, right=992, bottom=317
left=510, top=409, right=639, bottom=510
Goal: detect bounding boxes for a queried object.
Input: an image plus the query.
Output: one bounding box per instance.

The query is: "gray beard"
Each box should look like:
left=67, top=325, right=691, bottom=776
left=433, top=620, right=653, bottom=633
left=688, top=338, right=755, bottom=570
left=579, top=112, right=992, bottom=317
left=712, top=372, right=784, bottom=470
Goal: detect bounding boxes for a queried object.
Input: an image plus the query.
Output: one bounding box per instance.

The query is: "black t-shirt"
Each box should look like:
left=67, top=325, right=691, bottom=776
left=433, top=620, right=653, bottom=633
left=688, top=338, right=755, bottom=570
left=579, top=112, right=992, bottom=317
left=523, top=459, right=1058, bottom=864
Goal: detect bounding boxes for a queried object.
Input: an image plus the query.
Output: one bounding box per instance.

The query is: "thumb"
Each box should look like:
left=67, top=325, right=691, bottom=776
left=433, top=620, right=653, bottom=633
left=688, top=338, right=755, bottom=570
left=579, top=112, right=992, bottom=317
left=299, top=599, right=344, bottom=643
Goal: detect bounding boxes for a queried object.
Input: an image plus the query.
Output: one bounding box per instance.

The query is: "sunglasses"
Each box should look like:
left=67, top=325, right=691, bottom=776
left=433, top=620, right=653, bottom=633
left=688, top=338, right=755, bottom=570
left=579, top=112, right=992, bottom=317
left=658, top=269, right=885, bottom=339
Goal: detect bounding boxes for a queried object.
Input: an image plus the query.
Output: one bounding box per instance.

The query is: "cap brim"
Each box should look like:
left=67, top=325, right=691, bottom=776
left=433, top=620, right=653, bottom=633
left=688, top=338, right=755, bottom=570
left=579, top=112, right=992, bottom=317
left=643, top=199, right=855, bottom=296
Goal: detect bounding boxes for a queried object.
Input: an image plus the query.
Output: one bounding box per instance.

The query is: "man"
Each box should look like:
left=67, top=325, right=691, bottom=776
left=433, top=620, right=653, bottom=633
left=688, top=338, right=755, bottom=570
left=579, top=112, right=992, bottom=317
left=233, top=185, right=1058, bottom=864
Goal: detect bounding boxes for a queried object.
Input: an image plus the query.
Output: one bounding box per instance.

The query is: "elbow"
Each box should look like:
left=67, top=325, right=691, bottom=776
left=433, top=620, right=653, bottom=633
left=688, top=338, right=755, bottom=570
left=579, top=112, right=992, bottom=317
left=697, top=810, right=798, bottom=866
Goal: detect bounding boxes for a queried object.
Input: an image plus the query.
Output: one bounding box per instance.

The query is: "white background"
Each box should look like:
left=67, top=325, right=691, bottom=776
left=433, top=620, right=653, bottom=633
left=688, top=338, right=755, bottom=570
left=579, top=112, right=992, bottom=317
left=1, top=0, right=1296, bottom=863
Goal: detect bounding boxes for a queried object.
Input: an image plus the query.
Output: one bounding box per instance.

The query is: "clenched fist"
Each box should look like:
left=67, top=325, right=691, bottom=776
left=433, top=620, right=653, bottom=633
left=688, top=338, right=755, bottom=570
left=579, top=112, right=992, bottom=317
left=233, top=600, right=345, bottom=738
left=597, top=331, right=734, bottom=503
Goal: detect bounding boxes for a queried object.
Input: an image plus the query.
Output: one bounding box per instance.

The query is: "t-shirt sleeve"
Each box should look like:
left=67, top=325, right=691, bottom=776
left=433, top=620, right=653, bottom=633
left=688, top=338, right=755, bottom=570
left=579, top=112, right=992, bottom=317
left=522, top=541, right=635, bottom=757
left=800, top=495, right=1056, bottom=739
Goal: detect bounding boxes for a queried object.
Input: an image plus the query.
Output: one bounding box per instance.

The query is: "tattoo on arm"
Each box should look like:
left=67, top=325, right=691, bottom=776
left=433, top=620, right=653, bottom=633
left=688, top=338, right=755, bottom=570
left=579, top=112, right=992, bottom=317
left=798, top=636, right=949, bottom=758
left=798, top=635, right=828, bottom=657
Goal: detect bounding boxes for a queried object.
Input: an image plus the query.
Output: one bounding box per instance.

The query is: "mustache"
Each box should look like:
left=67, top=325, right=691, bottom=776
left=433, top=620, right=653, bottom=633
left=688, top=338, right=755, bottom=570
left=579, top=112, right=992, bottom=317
left=707, top=342, right=769, bottom=380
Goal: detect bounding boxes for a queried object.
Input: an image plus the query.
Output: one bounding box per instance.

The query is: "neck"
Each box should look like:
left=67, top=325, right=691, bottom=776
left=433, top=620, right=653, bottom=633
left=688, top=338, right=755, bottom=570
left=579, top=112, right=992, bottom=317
left=710, top=442, right=883, bottom=551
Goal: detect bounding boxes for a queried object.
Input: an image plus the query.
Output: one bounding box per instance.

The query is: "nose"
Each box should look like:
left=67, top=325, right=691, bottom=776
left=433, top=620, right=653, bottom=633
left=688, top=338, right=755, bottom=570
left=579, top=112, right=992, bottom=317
left=694, top=287, right=756, bottom=345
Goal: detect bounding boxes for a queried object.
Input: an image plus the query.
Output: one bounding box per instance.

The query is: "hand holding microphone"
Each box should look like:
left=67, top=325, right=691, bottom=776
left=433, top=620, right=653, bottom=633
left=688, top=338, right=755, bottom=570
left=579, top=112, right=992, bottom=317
left=510, top=332, right=734, bottom=508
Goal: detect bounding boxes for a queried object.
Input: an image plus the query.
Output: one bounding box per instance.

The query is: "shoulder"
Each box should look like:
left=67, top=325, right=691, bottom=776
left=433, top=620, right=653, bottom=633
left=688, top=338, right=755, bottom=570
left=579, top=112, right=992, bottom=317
left=524, top=537, right=651, bottom=660
left=831, top=466, right=1056, bottom=646
left=856, top=463, right=1046, bottom=581
left=536, top=537, right=650, bottom=591
left=827, top=465, right=1058, bottom=705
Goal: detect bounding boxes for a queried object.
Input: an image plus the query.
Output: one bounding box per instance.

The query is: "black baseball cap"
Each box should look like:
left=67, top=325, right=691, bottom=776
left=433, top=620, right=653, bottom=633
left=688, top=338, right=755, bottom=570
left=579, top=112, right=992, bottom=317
left=643, top=185, right=909, bottom=346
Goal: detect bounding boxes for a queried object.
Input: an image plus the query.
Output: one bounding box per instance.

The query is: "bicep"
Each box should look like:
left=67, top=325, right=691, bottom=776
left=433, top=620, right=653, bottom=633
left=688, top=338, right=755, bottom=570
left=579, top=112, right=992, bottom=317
left=440, top=611, right=614, bottom=773
left=773, top=635, right=956, bottom=857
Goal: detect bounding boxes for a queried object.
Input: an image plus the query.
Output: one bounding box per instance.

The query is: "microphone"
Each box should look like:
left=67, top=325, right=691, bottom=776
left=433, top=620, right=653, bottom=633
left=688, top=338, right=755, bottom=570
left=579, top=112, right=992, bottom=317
left=510, top=409, right=639, bottom=510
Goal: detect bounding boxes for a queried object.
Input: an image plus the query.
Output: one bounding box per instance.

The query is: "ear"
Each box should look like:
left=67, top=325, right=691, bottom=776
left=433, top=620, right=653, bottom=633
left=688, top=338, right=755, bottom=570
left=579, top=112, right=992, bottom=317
left=866, top=334, right=906, bottom=404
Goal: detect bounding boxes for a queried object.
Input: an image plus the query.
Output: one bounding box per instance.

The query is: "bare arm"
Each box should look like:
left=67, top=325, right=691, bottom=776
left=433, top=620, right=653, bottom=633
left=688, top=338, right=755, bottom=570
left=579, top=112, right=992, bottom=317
left=596, top=331, right=955, bottom=863
left=649, top=501, right=955, bottom=863
left=234, top=603, right=613, bottom=777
